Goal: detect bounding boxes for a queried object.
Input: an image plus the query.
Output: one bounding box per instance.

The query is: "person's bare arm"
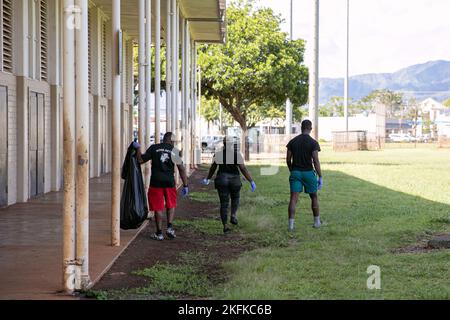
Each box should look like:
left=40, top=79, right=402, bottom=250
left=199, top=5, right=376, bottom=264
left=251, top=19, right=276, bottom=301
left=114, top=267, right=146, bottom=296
left=206, top=163, right=218, bottom=180
left=286, top=149, right=293, bottom=172
left=312, top=150, right=322, bottom=177
left=238, top=164, right=253, bottom=182
left=136, top=148, right=144, bottom=164
left=177, top=164, right=189, bottom=186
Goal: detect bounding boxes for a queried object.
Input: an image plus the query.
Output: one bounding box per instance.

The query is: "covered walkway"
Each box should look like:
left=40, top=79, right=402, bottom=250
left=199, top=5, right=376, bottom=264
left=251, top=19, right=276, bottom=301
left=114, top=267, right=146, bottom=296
left=0, top=175, right=146, bottom=299
left=0, top=0, right=225, bottom=296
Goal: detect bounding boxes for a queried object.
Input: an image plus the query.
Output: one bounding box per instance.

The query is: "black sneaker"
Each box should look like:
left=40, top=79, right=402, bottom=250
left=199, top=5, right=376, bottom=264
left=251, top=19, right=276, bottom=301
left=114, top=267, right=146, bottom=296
left=223, top=227, right=232, bottom=234
left=230, top=216, right=238, bottom=226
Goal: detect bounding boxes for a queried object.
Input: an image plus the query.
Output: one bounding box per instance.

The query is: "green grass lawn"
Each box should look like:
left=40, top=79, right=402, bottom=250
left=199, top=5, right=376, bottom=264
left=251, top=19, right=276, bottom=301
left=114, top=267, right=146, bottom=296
left=206, top=145, right=450, bottom=299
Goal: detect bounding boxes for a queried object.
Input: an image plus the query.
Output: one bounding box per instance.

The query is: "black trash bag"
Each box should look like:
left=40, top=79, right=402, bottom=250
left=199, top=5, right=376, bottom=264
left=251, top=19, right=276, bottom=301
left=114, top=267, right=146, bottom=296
left=120, top=143, right=149, bottom=229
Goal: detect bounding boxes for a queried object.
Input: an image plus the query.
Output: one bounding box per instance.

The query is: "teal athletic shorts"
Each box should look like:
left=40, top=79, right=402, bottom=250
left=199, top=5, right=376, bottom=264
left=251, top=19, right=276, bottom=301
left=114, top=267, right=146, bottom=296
left=289, top=170, right=318, bottom=194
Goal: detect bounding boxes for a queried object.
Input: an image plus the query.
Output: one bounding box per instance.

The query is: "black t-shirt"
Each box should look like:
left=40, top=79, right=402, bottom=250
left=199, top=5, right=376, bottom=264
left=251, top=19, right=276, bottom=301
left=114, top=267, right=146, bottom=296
left=141, top=143, right=182, bottom=188
left=212, top=146, right=244, bottom=176
left=286, top=134, right=321, bottom=171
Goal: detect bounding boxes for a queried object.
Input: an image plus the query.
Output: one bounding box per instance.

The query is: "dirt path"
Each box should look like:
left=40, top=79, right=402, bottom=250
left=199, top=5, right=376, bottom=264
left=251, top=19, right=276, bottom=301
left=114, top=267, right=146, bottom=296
left=89, top=167, right=254, bottom=299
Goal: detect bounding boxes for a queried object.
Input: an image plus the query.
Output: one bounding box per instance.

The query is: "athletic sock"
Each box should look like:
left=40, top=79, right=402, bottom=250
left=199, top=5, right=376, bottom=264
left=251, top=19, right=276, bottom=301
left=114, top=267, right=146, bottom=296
left=288, top=219, right=295, bottom=231
left=156, top=229, right=162, bottom=235
left=314, top=216, right=321, bottom=227
left=167, top=223, right=173, bottom=229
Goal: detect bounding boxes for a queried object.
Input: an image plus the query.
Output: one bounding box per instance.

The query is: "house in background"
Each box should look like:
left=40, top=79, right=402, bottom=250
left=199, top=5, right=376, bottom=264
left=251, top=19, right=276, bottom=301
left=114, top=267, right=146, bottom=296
left=419, top=98, right=450, bottom=138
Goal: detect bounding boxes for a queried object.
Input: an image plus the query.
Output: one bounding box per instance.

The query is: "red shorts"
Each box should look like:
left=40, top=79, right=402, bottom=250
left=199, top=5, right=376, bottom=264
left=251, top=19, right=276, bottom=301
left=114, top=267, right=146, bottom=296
left=147, top=187, right=177, bottom=212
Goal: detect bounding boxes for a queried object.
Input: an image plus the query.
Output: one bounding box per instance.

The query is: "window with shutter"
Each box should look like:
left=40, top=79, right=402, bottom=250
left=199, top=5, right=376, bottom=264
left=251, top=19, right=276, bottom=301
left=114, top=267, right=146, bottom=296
left=1, top=0, right=13, bottom=73
left=39, top=0, right=48, bottom=81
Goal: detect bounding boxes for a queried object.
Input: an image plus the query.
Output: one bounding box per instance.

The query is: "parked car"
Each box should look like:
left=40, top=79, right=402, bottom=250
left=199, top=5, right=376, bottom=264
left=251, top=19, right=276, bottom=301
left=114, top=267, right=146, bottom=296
left=388, top=133, right=413, bottom=142
left=418, top=134, right=431, bottom=143
left=149, top=133, right=165, bottom=145
left=201, top=135, right=224, bottom=152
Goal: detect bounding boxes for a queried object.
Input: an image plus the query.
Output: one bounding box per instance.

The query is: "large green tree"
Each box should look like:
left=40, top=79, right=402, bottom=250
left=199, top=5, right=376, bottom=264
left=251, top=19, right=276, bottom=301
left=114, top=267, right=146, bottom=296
left=198, top=1, right=309, bottom=159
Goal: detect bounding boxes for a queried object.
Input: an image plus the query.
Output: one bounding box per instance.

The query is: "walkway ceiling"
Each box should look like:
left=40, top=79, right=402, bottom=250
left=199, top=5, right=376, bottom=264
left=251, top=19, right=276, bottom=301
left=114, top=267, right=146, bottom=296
left=91, top=0, right=226, bottom=43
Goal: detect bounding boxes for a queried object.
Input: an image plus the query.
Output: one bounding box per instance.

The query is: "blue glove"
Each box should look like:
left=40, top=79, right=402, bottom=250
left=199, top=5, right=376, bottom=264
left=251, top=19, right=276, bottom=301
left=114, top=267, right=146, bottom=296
left=182, top=186, right=189, bottom=197
left=250, top=181, right=256, bottom=192
left=132, top=139, right=141, bottom=149
left=318, top=176, right=323, bottom=190
left=202, top=179, right=210, bottom=186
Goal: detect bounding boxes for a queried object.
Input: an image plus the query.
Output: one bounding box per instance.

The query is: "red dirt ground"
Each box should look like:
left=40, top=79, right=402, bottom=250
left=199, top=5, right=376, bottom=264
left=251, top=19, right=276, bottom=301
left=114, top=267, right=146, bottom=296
left=90, top=168, right=255, bottom=299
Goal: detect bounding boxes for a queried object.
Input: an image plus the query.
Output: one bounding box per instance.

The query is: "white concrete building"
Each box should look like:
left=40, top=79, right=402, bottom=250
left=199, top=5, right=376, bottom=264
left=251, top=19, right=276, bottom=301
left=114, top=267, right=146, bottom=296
left=318, top=113, right=377, bottom=141
left=0, top=0, right=226, bottom=292
left=0, top=0, right=225, bottom=208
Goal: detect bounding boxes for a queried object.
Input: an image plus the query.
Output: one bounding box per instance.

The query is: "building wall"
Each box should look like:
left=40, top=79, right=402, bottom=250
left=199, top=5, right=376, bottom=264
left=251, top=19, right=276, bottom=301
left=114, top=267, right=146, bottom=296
left=318, top=114, right=378, bottom=142
left=0, top=72, right=17, bottom=205
left=0, top=0, right=134, bottom=207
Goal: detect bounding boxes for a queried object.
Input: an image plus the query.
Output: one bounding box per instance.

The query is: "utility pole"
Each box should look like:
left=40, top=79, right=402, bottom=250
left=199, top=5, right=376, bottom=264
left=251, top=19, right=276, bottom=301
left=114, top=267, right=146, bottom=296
left=219, top=103, right=223, bottom=133
left=309, top=0, right=319, bottom=140
left=344, top=0, right=349, bottom=135
left=285, top=0, right=293, bottom=136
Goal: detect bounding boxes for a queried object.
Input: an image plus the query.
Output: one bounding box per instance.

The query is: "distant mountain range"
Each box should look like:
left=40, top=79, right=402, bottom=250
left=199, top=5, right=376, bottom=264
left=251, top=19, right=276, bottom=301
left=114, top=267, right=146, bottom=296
left=319, top=60, right=450, bottom=104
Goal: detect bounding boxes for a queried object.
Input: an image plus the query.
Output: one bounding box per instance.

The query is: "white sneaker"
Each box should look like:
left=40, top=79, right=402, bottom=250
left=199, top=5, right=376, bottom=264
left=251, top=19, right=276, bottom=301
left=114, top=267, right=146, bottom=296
left=313, top=220, right=322, bottom=229
left=166, top=227, right=176, bottom=239
left=151, top=233, right=164, bottom=241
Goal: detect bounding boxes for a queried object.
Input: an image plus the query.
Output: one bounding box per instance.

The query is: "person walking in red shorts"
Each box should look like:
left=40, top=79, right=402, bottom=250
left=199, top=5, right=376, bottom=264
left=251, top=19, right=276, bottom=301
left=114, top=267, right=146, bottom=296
left=135, top=132, right=188, bottom=240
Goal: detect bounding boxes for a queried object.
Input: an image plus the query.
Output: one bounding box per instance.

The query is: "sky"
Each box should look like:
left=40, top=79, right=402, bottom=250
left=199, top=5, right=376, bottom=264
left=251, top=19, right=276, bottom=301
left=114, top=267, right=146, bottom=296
left=236, top=0, right=450, bottom=78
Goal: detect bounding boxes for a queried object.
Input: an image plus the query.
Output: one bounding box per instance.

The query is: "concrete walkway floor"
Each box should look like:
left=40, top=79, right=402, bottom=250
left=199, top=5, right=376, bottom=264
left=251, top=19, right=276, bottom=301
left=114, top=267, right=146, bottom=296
left=0, top=174, right=147, bottom=300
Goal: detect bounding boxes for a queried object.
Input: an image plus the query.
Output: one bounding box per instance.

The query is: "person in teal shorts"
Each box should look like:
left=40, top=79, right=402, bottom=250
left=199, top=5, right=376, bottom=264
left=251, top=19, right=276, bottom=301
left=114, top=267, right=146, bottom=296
left=286, top=120, right=323, bottom=231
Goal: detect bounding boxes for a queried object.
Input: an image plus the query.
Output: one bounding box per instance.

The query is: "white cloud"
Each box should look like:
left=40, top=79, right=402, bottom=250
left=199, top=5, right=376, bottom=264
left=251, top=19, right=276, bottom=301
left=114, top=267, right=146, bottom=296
left=243, top=0, right=450, bottom=77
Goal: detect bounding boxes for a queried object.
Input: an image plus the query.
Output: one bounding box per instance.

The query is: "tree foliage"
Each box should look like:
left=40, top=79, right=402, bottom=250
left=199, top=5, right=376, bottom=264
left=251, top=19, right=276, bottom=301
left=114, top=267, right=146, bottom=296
left=362, top=89, right=404, bottom=117
left=199, top=96, right=233, bottom=125
left=198, top=0, right=309, bottom=157
left=319, top=96, right=373, bottom=117
left=443, top=98, right=450, bottom=108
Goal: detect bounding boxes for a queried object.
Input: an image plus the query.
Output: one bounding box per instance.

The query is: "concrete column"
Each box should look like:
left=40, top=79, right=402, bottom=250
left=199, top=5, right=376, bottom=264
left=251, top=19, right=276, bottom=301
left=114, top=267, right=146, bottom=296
left=155, top=0, right=161, bottom=142
left=192, top=41, right=199, bottom=168
left=190, top=40, right=195, bottom=168
left=176, top=2, right=180, bottom=138
left=14, top=1, right=30, bottom=202
left=75, top=0, right=90, bottom=289
left=62, top=0, right=77, bottom=293
left=344, top=0, right=350, bottom=134
left=180, top=17, right=185, bottom=159
left=50, top=85, right=61, bottom=191
left=171, top=0, right=177, bottom=134
left=138, top=0, right=146, bottom=147
left=185, top=23, right=190, bottom=167
left=285, top=0, right=293, bottom=136
left=165, top=0, right=171, bottom=132
left=197, top=58, right=202, bottom=164
left=309, top=0, right=319, bottom=140
left=49, top=0, right=62, bottom=192
left=111, top=0, right=121, bottom=247
left=145, top=0, right=152, bottom=186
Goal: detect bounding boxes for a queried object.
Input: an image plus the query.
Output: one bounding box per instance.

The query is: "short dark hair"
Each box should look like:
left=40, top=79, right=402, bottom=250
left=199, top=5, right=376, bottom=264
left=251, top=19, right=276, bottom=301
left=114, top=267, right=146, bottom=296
left=301, top=120, right=312, bottom=131
left=163, top=132, right=173, bottom=143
